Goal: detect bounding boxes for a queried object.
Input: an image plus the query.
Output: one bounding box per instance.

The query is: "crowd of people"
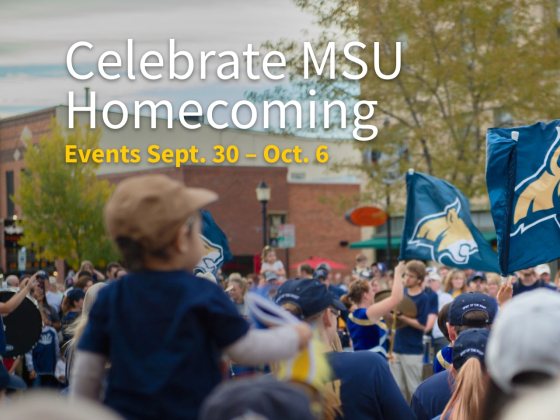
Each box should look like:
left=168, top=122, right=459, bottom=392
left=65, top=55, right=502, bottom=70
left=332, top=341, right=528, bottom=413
left=1, top=174, right=560, bottom=420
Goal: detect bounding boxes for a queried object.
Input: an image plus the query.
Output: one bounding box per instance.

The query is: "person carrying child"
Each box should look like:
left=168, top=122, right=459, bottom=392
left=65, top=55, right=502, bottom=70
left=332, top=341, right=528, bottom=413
left=70, top=175, right=311, bottom=420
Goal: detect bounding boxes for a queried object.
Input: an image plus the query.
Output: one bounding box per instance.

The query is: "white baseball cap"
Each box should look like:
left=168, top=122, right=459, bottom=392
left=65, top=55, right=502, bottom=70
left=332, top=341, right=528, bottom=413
left=486, top=289, right=560, bottom=393
left=535, top=264, right=551, bottom=276
left=426, top=272, right=442, bottom=282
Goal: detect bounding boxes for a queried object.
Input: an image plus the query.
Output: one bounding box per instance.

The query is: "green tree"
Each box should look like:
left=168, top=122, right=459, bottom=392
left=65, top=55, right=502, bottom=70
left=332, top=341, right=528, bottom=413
left=14, top=119, right=119, bottom=268
left=251, top=0, right=560, bottom=206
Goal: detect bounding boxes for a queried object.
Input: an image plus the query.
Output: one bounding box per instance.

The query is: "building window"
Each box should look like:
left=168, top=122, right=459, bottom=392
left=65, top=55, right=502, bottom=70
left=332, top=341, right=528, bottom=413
left=6, top=171, right=14, bottom=218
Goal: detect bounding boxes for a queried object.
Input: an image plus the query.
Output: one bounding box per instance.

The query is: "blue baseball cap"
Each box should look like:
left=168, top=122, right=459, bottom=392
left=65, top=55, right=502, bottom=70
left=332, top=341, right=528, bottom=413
left=274, top=278, right=345, bottom=319
left=316, top=263, right=331, bottom=273
left=67, top=288, right=86, bottom=301
left=452, top=328, right=490, bottom=370
left=200, top=376, right=316, bottom=420
left=35, top=270, right=49, bottom=280
left=0, top=363, right=26, bottom=391
left=314, top=269, right=328, bottom=280
left=449, top=292, right=496, bottom=326
left=467, top=271, right=487, bottom=285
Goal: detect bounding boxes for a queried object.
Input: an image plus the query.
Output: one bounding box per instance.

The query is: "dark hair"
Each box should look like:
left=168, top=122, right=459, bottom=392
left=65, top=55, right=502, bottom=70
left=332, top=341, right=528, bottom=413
left=77, top=271, right=92, bottom=280
left=74, top=274, right=93, bottom=290
left=299, top=264, right=314, bottom=276
left=453, top=311, right=492, bottom=335
left=438, top=302, right=452, bottom=341
left=115, top=237, right=172, bottom=272
left=61, top=293, right=83, bottom=315
left=106, top=262, right=121, bottom=273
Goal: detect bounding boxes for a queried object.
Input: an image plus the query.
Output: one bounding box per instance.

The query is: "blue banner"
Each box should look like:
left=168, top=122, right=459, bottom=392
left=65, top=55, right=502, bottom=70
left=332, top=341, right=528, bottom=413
left=487, top=120, right=560, bottom=275
left=194, top=210, right=232, bottom=276
left=400, top=171, right=499, bottom=272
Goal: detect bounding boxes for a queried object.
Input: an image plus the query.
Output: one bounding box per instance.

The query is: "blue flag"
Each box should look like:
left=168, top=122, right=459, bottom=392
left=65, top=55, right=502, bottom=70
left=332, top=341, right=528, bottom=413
left=400, top=171, right=499, bottom=272
left=194, top=210, right=232, bottom=276
left=487, top=120, right=560, bottom=275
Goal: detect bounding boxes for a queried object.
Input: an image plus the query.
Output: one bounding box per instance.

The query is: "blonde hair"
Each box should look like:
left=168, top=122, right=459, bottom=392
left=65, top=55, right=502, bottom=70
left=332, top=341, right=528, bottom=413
left=278, top=302, right=341, bottom=420
left=487, top=273, right=501, bottom=286
left=444, top=270, right=468, bottom=294
left=261, top=246, right=275, bottom=260
left=64, top=282, right=107, bottom=381
left=441, top=358, right=486, bottom=420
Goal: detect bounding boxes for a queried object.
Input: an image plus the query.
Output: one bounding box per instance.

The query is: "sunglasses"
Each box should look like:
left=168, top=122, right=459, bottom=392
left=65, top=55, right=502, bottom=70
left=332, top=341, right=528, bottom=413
left=329, top=308, right=341, bottom=318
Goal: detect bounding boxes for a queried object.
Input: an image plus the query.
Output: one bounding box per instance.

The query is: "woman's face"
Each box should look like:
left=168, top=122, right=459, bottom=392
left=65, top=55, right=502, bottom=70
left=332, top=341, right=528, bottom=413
left=451, top=274, right=465, bottom=290
left=83, top=264, right=94, bottom=274
left=75, top=298, right=84, bottom=312
left=487, top=283, right=499, bottom=296
left=32, top=286, right=44, bottom=302
left=363, top=284, right=375, bottom=305
left=371, top=279, right=381, bottom=294
left=266, top=251, right=276, bottom=264
left=84, top=280, right=93, bottom=293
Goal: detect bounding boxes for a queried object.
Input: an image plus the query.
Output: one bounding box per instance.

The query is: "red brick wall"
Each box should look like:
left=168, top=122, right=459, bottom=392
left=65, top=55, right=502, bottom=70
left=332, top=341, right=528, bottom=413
left=287, top=183, right=361, bottom=278
left=100, top=166, right=289, bottom=268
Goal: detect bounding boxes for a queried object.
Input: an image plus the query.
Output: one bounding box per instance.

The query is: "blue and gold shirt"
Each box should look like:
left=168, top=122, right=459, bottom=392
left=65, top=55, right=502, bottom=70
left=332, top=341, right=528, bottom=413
left=433, top=345, right=453, bottom=374
left=347, top=308, right=388, bottom=356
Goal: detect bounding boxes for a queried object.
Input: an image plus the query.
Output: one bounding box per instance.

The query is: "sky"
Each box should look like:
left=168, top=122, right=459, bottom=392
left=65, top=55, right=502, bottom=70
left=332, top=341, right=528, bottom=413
left=0, top=0, right=324, bottom=128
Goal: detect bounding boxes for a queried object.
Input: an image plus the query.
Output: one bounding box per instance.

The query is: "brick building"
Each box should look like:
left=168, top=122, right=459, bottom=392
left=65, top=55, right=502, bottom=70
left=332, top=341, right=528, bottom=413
left=0, top=106, right=362, bottom=279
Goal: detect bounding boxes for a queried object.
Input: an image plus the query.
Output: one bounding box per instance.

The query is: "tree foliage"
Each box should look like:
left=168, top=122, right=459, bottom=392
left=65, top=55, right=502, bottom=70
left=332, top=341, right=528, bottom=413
left=251, top=0, right=560, bottom=207
left=14, top=119, right=119, bottom=268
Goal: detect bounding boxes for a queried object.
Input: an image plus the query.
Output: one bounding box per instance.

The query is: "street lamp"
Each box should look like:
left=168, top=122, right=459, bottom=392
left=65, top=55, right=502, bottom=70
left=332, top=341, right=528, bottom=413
left=256, top=180, right=271, bottom=247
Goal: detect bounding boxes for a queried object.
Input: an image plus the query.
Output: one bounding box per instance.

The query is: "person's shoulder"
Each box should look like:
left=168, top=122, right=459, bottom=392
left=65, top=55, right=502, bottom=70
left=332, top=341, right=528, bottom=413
left=544, top=283, right=557, bottom=291
left=416, top=370, right=451, bottom=394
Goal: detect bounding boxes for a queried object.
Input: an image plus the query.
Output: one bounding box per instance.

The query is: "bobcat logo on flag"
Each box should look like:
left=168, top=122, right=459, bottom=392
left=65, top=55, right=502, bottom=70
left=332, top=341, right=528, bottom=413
left=512, top=129, right=560, bottom=237
left=408, top=198, right=478, bottom=264
left=194, top=236, right=224, bottom=275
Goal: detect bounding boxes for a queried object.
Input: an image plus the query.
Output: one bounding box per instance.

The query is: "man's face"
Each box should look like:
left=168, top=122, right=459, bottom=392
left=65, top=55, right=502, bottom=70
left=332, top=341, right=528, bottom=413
left=404, top=270, right=420, bottom=288
left=247, top=278, right=255, bottom=289
left=464, top=269, right=475, bottom=278
left=371, top=266, right=381, bottom=278
left=429, top=279, right=441, bottom=293
left=438, top=268, right=449, bottom=280
left=469, top=278, right=486, bottom=292
left=521, top=267, right=535, bottom=276
left=541, top=273, right=551, bottom=283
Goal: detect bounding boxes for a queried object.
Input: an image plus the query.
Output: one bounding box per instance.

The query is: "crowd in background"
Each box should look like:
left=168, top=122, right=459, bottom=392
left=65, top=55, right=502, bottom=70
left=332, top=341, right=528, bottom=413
left=2, top=175, right=560, bottom=420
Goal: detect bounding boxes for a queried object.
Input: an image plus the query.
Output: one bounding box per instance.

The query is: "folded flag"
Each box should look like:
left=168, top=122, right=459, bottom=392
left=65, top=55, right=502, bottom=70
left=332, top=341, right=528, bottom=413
left=245, top=292, right=330, bottom=391
left=194, top=210, right=232, bottom=276
left=487, top=120, right=560, bottom=274
left=400, top=171, right=500, bottom=272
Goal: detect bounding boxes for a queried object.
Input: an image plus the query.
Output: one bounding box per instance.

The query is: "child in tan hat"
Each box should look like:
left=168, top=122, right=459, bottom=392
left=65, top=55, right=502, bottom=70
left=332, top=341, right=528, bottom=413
left=70, top=174, right=311, bottom=420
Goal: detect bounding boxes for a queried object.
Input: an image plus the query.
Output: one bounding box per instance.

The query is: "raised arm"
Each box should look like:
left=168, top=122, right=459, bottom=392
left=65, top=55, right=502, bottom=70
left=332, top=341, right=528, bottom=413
left=0, top=274, right=38, bottom=316
left=365, top=261, right=405, bottom=322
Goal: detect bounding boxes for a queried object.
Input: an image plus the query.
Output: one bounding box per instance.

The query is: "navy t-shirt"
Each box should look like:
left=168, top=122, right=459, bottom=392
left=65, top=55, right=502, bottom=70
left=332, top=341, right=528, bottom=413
left=326, top=351, right=415, bottom=420
left=29, top=327, right=59, bottom=375
left=411, top=370, right=454, bottom=420
left=426, top=290, right=439, bottom=317
left=512, top=280, right=556, bottom=297
left=393, top=289, right=430, bottom=354
left=78, top=270, right=250, bottom=420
